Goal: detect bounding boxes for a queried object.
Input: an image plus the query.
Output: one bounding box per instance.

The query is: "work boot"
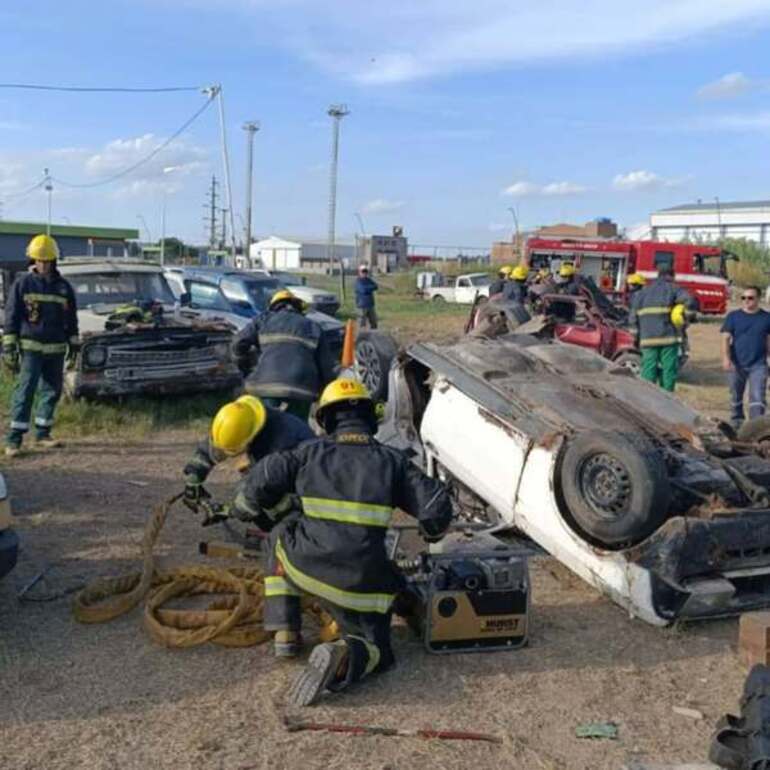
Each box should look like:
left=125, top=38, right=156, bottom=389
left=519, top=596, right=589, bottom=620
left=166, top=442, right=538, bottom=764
left=35, top=436, right=63, bottom=449
left=274, top=630, right=302, bottom=658
left=287, top=641, right=349, bottom=707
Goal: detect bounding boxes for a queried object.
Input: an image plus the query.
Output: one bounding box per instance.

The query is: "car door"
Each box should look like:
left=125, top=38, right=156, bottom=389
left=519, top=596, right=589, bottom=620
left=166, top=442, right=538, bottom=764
left=455, top=277, right=473, bottom=303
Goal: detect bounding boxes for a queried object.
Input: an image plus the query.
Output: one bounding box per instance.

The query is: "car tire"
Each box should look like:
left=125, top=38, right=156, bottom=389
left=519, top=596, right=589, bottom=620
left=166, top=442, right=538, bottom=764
left=738, top=416, right=770, bottom=445
left=355, top=331, right=398, bottom=402
left=559, top=431, right=670, bottom=549
left=432, top=295, right=446, bottom=304
left=613, top=352, right=641, bottom=376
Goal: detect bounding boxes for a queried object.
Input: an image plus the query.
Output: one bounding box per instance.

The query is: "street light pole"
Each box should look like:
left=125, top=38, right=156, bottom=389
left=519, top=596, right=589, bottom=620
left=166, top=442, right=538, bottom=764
left=327, top=104, right=349, bottom=301
left=242, top=121, right=260, bottom=267
left=508, top=206, right=520, bottom=258
left=44, top=168, right=52, bottom=235
left=715, top=196, right=723, bottom=242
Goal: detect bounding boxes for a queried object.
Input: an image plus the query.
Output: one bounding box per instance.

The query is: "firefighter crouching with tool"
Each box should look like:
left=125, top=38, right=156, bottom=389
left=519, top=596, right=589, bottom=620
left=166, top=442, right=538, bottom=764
left=2, top=235, right=78, bottom=457
left=232, top=289, right=337, bottom=421
left=227, top=378, right=453, bottom=706
left=629, top=255, right=696, bottom=392
left=182, top=394, right=313, bottom=515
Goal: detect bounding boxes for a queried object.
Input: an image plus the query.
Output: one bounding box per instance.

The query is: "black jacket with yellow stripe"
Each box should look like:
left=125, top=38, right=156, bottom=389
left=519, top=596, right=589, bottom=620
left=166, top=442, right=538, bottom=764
left=237, top=419, right=453, bottom=614
left=3, top=268, right=78, bottom=354
left=629, top=276, right=695, bottom=348
left=233, top=306, right=337, bottom=402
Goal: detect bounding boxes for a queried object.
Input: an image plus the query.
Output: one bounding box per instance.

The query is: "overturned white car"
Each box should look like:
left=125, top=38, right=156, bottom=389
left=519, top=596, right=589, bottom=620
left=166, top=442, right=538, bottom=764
left=378, top=334, right=770, bottom=626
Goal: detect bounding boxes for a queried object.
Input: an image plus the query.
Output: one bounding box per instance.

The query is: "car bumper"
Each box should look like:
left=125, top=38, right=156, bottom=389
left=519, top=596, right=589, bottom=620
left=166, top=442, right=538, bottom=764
left=0, top=528, right=19, bottom=580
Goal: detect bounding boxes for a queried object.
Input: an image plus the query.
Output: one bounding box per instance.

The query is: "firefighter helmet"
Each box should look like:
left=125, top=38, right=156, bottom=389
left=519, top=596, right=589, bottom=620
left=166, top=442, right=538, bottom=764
left=499, top=265, right=513, bottom=277
left=269, top=289, right=306, bottom=312
left=559, top=263, right=576, bottom=278
left=26, top=234, right=60, bottom=262
left=210, top=395, right=267, bottom=456
left=511, top=265, right=529, bottom=281
left=315, top=378, right=372, bottom=428
left=627, top=272, right=647, bottom=287
left=670, top=303, right=686, bottom=329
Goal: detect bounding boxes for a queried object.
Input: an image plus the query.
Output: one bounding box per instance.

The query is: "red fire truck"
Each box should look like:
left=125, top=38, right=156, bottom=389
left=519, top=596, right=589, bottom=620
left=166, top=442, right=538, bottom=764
left=525, top=237, right=734, bottom=314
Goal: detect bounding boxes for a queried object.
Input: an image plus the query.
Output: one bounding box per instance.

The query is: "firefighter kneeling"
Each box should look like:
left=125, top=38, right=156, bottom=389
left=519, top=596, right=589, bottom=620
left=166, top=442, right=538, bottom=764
left=227, top=378, right=452, bottom=706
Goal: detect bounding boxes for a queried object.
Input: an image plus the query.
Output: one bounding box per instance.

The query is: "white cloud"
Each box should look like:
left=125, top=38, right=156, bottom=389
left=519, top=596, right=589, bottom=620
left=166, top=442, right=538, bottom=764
left=502, top=180, right=587, bottom=197
left=612, top=169, right=686, bottom=191
left=697, top=71, right=753, bottom=100
left=362, top=198, right=406, bottom=215
left=701, top=111, right=770, bottom=131
left=488, top=222, right=512, bottom=232
left=239, top=0, right=770, bottom=83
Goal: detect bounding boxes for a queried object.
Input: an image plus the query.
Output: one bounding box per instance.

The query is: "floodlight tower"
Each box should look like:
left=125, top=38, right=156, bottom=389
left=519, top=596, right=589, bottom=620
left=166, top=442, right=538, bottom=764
left=327, top=104, right=349, bottom=300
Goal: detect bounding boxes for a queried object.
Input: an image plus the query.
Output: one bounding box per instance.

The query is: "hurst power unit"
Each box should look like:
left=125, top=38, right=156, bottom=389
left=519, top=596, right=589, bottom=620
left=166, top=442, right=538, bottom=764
left=395, top=531, right=531, bottom=654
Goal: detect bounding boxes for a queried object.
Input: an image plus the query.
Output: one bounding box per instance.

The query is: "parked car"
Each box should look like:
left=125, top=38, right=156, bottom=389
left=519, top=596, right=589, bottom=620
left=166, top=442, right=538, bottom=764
left=269, top=271, right=340, bottom=317
left=57, top=259, right=242, bottom=399
left=422, top=273, right=491, bottom=304
left=0, top=473, right=18, bottom=581
left=164, top=266, right=395, bottom=400
left=378, top=333, right=770, bottom=626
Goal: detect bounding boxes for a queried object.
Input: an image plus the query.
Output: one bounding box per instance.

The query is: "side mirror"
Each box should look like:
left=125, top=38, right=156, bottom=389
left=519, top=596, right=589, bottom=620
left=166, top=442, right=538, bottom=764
left=179, top=292, right=191, bottom=306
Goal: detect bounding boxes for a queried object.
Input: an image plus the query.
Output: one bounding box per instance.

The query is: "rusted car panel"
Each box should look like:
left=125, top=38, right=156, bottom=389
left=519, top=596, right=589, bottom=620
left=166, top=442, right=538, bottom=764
left=379, top=334, right=770, bottom=625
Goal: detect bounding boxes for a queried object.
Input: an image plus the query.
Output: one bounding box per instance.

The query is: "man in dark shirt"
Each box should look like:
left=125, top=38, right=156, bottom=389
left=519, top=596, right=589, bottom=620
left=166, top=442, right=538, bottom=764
left=721, top=286, right=770, bottom=428
left=354, top=265, right=379, bottom=330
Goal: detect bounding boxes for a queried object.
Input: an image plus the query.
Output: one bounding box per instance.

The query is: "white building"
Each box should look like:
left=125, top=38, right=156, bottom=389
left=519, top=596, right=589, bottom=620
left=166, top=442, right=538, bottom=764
left=250, top=235, right=357, bottom=273
left=651, top=200, right=770, bottom=245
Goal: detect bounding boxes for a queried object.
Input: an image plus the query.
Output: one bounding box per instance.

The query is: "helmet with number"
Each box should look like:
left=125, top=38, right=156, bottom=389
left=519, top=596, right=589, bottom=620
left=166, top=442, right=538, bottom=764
left=315, top=378, right=373, bottom=432
left=559, top=263, right=576, bottom=278
left=498, top=265, right=513, bottom=277
left=26, top=234, right=60, bottom=262
left=269, top=289, right=306, bottom=312
left=511, top=265, right=529, bottom=282
left=626, top=273, right=647, bottom=287
left=210, top=395, right=267, bottom=456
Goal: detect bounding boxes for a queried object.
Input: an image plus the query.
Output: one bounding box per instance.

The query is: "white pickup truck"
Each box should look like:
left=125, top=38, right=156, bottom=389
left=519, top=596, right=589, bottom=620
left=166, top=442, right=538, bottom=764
left=422, top=272, right=491, bottom=304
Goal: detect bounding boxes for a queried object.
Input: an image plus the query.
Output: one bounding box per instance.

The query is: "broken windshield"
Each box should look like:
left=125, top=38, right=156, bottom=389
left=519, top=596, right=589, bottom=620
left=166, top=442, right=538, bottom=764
left=68, top=271, right=176, bottom=308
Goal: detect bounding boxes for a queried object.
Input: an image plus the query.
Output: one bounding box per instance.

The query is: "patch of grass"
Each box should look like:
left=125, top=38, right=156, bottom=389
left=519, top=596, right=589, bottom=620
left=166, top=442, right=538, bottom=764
left=0, top=370, right=230, bottom=440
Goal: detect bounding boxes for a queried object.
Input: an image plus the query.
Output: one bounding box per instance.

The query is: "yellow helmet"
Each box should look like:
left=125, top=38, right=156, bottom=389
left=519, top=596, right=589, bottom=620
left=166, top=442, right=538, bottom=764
left=627, top=272, right=647, bottom=287
left=670, top=303, right=686, bottom=329
left=26, top=234, right=60, bottom=262
left=559, top=263, right=576, bottom=278
left=511, top=265, right=529, bottom=281
left=210, top=395, right=267, bottom=456
left=499, top=265, right=513, bottom=277
left=269, top=289, right=306, bottom=312
left=315, top=378, right=371, bottom=425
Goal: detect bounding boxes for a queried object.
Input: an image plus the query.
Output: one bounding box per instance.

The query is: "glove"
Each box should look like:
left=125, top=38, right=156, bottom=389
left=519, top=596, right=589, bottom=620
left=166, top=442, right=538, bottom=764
left=201, top=503, right=230, bottom=527
left=2, top=343, right=19, bottom=375
left=66, top=337, right=81, bottom=370
left=182, top=483, right=210, bottom=514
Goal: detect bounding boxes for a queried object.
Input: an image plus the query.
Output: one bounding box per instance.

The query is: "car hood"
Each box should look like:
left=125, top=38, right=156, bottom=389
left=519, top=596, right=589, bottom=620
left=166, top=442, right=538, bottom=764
left=407, top=335, right=709, bottom=442
left=77, top=306, right=233, bottom=337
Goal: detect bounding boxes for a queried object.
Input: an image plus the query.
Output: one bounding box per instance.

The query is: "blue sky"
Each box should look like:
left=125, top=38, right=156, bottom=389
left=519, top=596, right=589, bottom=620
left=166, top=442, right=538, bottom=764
left=2, top=0, right=770, bottom=247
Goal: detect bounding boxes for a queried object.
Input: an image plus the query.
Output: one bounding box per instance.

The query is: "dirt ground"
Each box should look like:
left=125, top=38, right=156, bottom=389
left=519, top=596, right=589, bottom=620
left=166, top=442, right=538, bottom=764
left=0, top=317, right=747, bottom=770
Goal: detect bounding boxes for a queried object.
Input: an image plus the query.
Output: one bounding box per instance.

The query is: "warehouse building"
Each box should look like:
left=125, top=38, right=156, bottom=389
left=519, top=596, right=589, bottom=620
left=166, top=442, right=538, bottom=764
left=250, top=235, right=357, bottom=273
left=0, top=220, right=139, bottom=270
left=651, top=200, right=770, bottom=245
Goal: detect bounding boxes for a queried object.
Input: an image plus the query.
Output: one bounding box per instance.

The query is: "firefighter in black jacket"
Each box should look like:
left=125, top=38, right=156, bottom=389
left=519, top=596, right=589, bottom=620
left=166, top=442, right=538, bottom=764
left=2, top=235, right=78, bottom=456
left=232, top=290, right=337, bottom=420
left=229, top=378, right=453, bottom=706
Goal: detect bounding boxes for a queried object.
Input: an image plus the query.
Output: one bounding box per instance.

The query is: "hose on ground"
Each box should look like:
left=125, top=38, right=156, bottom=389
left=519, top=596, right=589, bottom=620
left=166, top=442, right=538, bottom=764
left=72, top=493, right=335, bottom=648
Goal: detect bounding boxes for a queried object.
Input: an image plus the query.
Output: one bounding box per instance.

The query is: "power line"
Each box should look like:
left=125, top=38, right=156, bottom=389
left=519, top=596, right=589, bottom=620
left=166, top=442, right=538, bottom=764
left=1, top=177, right=46, bottom=201
left=0, top=83, right=203, bottom=93
left=51, top=93, right=216, bottom=189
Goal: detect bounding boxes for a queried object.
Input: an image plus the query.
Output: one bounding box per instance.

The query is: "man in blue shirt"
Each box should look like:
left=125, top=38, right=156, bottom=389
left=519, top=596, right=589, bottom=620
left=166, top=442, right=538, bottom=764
left=354, top=265, right=379, bottom=330
left=721, top=286, right=770, bottom=428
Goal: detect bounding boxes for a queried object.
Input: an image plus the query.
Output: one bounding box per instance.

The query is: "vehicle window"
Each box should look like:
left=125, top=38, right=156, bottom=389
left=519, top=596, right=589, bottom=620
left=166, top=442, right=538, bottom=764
left=458, top=278, right=470, bottom=287
left=68, top=272, right=176, bottom=307
left=654, top=250, right=675, bottom=266
left=469, top=275, right=491, bottom=287
left=188, top=281, right=230, bottom=311
left=243, top=279, right=280, bottom=311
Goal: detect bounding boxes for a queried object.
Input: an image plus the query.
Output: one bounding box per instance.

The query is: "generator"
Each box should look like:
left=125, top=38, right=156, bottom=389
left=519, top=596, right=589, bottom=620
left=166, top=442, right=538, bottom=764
left=392, top=529, right=531, bottom=654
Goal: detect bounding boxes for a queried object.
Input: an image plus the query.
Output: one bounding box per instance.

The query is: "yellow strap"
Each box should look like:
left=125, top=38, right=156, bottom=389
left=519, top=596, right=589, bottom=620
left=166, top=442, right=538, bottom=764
left=2, top=334, right=18, bottom=345
left=264, top=576, right=302, bottom=598
left=20, top=339, right=67, bottom=354
left=301, top=496, right=393, bottom=528
left=24, top=292, right=68, bottom=305
left=259, top=333, right=317, bottom=349
left=636, top=306, right=671, bottom=316
left=276, top=540, right=395, bottom=614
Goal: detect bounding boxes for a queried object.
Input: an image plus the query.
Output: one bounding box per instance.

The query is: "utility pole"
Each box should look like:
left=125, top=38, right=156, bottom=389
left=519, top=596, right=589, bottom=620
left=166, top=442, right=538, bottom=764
left=242, top=121, right=260, bottom=267
left=508, top=206, right=520, bottom=259
left=715, top=196, right=723, bottom=242
left=327, top=104, right=349, bottom=301
left=207, top=175, right=219, bottom=248
left=44, top=168, right=53, bottom=235
left=220, top=208, right=229, bottom=249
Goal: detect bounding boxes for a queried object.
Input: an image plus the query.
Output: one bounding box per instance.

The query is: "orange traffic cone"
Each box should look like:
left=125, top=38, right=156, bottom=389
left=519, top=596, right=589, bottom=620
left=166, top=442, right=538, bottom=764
left=341, top=319, right=356, bottom=369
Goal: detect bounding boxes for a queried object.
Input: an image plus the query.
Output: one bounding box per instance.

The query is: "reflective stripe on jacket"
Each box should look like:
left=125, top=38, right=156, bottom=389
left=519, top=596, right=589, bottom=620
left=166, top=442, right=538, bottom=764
left=239, top=422, right=453, bottom=613
left=629, top=277, right=695, bottom=348
left=3, top=269, right=78, bottom=353
left=233, top=306, right=337, bottom=401
left=183, top=406, right=315, bottom=485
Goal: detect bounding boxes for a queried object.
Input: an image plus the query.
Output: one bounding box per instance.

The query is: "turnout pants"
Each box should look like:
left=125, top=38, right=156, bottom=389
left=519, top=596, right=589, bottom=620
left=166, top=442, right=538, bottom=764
left=729, top=363, right=768, bottom=426
left=6, top=351, right=65, bottom=447
left=263, top=539, right=395, bottom=690
left=640, top=344, right=679, bottom=392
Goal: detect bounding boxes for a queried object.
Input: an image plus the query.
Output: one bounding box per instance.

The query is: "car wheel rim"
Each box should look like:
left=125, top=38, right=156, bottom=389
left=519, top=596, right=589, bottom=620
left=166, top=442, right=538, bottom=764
left=578, top=453, right=632, bottom=519
left=619, top=358, right=640, bottom=376
left=355, top=341, right=381, bottom=394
